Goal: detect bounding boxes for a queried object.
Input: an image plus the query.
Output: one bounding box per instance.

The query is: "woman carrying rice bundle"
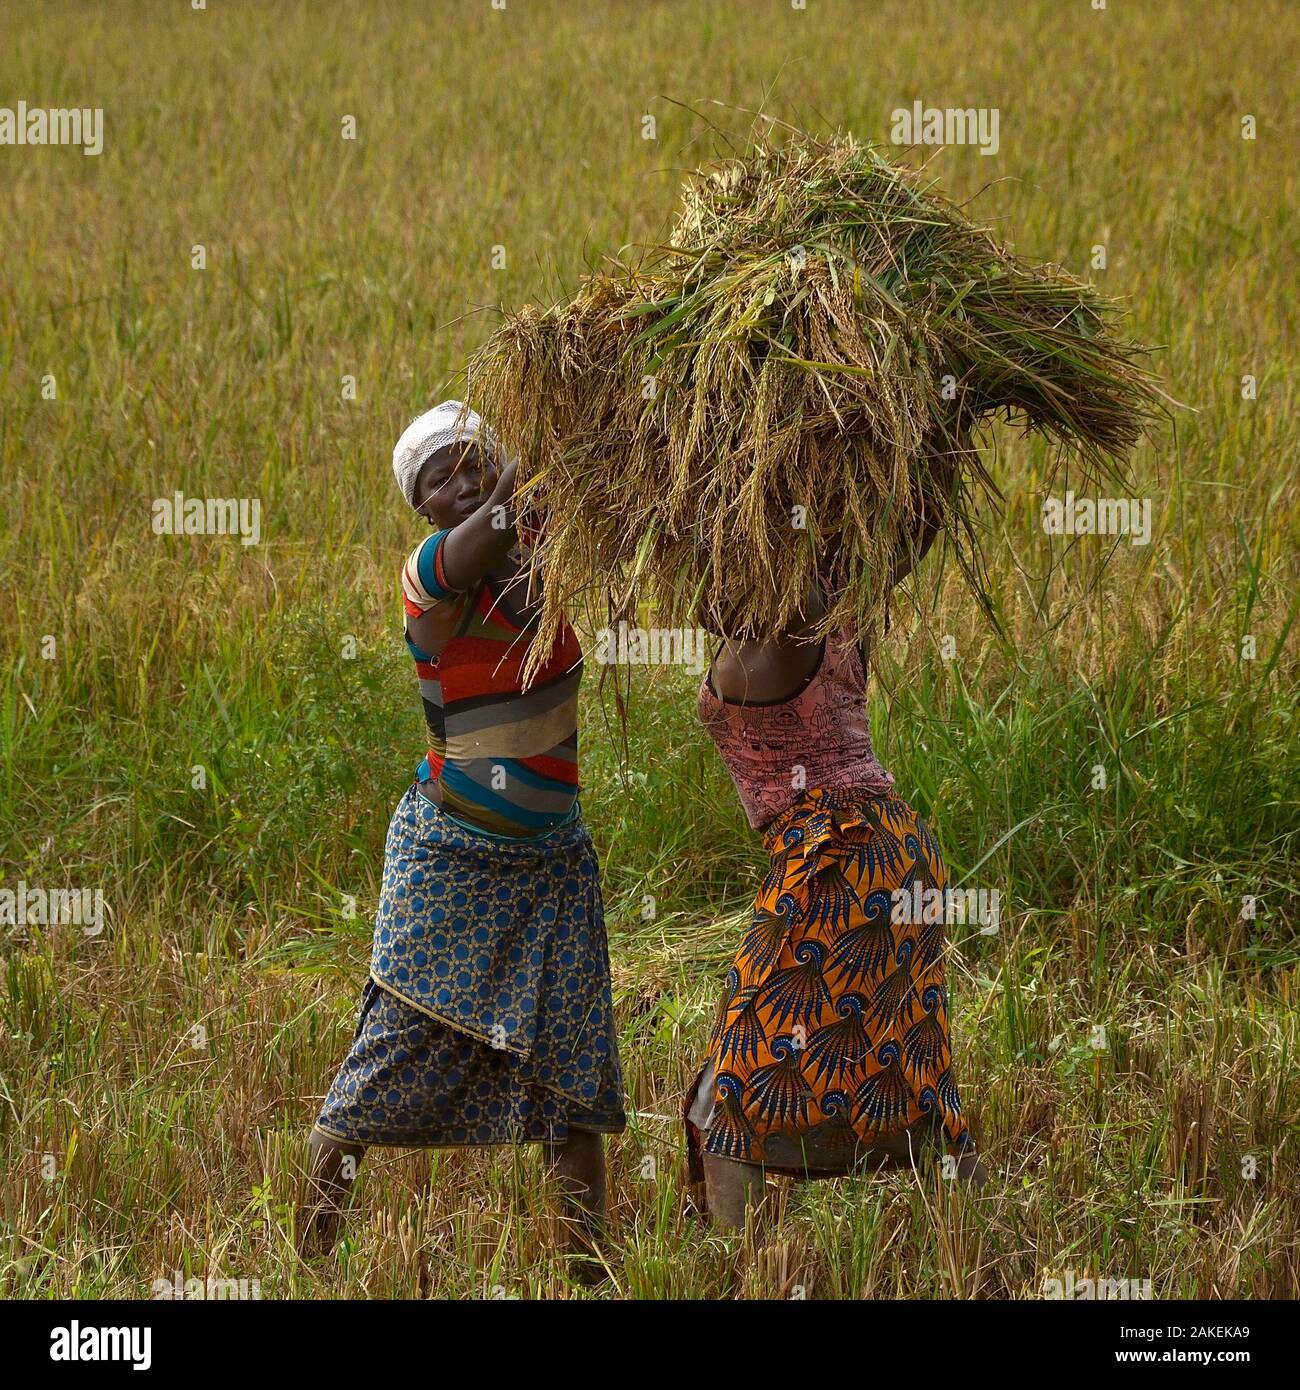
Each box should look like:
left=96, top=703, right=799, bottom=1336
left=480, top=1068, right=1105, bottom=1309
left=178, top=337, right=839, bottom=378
left=685, top=498, right=986, bottom=1228
left=301, top=401, right=625, bottom=1257
left=463, top=125, right=1163, bottom=1232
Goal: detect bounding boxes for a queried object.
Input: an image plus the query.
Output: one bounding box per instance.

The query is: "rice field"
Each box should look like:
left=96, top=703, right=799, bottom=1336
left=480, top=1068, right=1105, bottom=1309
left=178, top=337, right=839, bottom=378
left=1, top=0, right=1297, bottom=1301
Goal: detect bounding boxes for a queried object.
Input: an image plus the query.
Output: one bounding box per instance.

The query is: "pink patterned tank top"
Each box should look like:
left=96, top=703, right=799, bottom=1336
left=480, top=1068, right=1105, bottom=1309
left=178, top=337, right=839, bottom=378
left=697, top=630, right=896, bottom=830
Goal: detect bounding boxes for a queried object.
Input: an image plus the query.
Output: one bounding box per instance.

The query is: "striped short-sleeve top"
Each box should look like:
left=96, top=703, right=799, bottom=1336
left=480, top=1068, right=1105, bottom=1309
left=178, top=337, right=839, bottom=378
left=400, top=529, right=582, bottom=839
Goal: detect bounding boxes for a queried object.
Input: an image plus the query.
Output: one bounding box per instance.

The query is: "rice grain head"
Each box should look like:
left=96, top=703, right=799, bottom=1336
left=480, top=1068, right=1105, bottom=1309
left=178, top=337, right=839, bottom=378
left=467, top=124, right=1168, bottom=681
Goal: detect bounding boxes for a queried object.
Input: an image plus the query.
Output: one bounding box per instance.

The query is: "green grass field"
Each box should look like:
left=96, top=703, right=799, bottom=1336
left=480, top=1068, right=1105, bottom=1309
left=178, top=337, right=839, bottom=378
left=2, top=0, right=1297, bottom=1299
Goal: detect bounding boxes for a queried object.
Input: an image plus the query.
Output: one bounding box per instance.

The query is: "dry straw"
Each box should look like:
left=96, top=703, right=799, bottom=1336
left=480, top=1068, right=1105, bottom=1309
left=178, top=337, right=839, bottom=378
left=467, top=123, right=1166, bottom=679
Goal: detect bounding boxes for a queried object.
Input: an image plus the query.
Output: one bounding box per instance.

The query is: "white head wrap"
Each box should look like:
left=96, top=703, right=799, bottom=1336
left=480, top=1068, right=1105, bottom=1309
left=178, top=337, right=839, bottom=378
left=391, top=399, right=503, bottom=511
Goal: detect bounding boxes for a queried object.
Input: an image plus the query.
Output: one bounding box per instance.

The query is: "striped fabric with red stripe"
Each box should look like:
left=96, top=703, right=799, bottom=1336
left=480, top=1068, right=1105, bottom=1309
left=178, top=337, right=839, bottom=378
left=401, top=529, right=582, bottom=838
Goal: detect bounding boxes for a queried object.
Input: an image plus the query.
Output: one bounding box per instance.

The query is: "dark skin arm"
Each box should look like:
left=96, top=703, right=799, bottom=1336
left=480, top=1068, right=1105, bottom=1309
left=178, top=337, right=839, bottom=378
left=404, top=450, right=529, bottom=812
left=709, top=591, right=827, bottom=702
left=710, top=496, right=944, bottom=702
left=406, top=457, right=521, bottom=659
left=438, top=456, right=520, bottom=590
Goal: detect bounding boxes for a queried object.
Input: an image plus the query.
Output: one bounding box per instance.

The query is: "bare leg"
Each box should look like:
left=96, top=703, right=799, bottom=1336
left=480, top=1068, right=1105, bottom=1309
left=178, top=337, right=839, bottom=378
left=299, top=1130, right=366, bottom=1257
left=542, top=1130, right=607, bottom=1263
left=702, top=1152, right=770, bottom=1233
left=953, top=1147, right=989, bottom=1188
left=701, top=1119, right=984, bottom=1237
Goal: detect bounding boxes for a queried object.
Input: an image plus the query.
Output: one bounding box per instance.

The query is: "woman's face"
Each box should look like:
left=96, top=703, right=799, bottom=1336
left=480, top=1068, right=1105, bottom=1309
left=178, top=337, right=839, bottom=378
left=413, top=443, right=495, bottom=528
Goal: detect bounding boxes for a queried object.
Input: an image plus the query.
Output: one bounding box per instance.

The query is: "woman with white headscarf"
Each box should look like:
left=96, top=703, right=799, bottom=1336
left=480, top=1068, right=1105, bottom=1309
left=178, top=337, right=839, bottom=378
left=300, top=402, right=625, bottom=1261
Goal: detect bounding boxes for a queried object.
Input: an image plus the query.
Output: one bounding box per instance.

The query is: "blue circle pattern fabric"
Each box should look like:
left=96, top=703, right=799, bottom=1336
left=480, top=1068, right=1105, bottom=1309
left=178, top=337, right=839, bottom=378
left=315, top=785, right=626, bottom=1148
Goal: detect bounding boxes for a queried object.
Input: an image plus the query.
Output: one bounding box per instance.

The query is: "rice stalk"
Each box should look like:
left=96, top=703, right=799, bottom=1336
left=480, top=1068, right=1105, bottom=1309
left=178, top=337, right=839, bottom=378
left=467, top=125, right=1169, bottom=678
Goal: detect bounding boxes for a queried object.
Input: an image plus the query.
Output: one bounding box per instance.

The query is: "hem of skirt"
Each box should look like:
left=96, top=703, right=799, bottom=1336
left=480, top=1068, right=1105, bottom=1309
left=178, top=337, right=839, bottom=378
left=696, top=1135, right=914, bottom=1177
left=311, top=1119, right=626, bottom=1150
left=368, top=970, right=533, bottom=1059
left=691, top=1125, right=958, bottom=1177
left=694, top=1117, right=974, bottom=1171
left=693, top=1106, right=972, bottom=1163
left=685, top=1053, right=973, bottom=1174
left=363, top=972, right=624, bottom=1124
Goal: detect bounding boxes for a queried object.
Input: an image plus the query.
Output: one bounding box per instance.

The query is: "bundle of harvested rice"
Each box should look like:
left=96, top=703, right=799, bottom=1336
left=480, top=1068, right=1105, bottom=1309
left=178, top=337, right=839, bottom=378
left=467, top=122, right=1166, bottom=677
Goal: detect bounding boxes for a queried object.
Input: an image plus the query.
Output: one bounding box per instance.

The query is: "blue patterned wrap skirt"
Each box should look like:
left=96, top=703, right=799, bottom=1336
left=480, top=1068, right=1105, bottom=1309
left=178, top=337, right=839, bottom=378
left=314, top=784, right=626, bottom=1148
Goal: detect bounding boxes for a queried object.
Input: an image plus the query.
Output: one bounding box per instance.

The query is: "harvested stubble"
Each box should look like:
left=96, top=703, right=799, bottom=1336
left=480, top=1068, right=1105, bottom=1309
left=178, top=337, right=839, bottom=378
left=467, top=126, right=1167, bottom=677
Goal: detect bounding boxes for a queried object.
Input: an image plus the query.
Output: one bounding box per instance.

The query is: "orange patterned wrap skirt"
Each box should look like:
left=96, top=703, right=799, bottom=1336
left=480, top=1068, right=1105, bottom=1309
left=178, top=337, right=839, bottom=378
left=685, top=787, right=973, bottom=1177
